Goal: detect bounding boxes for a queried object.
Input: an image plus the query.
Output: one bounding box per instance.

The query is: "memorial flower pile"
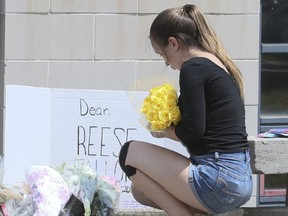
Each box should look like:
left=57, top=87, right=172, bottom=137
left=141, top=83, right=181, bottom=131
left=0, top=163, right=120, bottom=216
left=58, top=162, right=120, bottom=216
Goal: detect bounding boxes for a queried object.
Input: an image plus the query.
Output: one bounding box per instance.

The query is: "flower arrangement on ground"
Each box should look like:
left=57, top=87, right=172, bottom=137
left=58, top=162, right=120, bottom=216
left=141, top=83, right=181, bottom=131
left=0, top=163, right=120, bottom=216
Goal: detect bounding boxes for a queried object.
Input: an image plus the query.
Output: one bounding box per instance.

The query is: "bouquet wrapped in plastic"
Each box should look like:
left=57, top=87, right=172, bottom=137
left=0, top=156, right=34, bottom=216
left=0, top=165, right=71, bottom=216
left=0, top=157, right=120, bottom=216
left=0, top=184, right=33, bottom=216
left=25, top=165, right=72, bottom=216
left=141, top=83, right=181, bottom=131
left=90, top=176, right=120, bottom=216
left=58, top=162, right=120, bottom=216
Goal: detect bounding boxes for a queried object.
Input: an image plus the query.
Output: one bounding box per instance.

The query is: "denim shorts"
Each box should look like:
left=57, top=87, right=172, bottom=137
left=188, top=150, right=253, bottom=214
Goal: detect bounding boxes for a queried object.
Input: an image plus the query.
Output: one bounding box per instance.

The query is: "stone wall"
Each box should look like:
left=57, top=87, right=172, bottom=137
left=2, top=0, right=260, bottom=136
left=0, top=0, right=261, bottom=207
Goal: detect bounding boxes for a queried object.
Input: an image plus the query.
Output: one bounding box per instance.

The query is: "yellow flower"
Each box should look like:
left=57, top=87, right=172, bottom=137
left=166, top=90, right=178, bottom=101
left=146, top=111, right=159, bottom=122
left=170, top=107, right=181, bottom=124
left=164, top=98, right=176, bottom=111
left=150, top=121, right=166, bottom=131
left=159, top=110, right=170, bottom=123
left=141, top=83, right=181, bottom=131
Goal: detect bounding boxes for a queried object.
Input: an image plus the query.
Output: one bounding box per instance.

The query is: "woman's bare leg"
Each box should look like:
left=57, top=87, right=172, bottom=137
left=123, top=140, right=209, bottom=214
left=131, top=183, right=206, bottom=215
left=131, top=183, right=161, bottom=209
left=131, top=170, right=205, bottom=216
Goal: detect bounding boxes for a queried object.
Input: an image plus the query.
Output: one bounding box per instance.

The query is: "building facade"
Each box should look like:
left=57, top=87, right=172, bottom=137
left=0, top=0, right=262, bottom=207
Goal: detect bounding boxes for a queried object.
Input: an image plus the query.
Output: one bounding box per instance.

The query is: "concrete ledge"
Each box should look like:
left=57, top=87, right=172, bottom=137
left=248, top=136, right=288, bottom=174
left=115, top=209, right=167, bottom=216
left=114, top=209, right=208, bottom=216
left=114, top=208, right=288, bottom=216
left=243, top=207, right=288, bottom=216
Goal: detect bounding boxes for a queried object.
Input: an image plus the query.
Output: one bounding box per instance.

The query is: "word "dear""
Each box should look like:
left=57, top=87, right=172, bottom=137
left=80, top=99, right=110, bottom=116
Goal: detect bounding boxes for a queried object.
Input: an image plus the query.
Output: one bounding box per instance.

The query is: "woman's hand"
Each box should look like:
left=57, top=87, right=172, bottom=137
left=150, top=126, right=181, bottom=142
left=150, top=131, right=165, bottom=138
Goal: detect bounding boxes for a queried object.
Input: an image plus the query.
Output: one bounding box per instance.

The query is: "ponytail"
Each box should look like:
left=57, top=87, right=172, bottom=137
left=187, top=5, right=245, bottom=100
left=150, top=5, right=245, bottom=100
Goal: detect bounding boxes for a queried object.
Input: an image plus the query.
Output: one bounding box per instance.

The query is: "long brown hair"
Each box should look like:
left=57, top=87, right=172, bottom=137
left=150, top=4, right=245, bottom=99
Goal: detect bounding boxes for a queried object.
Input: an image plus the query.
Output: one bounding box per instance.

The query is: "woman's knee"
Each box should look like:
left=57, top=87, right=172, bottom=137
left=118, top=140, right=137, bottom=178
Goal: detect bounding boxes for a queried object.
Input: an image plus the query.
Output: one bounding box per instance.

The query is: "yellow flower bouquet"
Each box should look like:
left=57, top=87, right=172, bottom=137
left=141, top=83, right=181, bottom=131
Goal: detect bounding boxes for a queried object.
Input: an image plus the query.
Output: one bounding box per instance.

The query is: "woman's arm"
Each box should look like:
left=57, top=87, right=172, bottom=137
left=150, top=126, right=181, bottom=142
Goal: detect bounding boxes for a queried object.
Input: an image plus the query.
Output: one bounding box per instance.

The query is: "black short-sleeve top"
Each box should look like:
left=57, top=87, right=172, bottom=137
left=174, top=57, right=249, bottom=155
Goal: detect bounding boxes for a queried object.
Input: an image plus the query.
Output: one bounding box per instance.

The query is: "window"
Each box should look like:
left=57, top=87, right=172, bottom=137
left=260, top=0, right=288, bottom=206
left=262, top=0, right=288, bottom=44
left=261, top=53, right=288, bottom=117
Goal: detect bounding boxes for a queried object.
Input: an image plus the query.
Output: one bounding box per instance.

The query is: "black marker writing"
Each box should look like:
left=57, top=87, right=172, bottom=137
left=80, top=99, right=109, bottom=116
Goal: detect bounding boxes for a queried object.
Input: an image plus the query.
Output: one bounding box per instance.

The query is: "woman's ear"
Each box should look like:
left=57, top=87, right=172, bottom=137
left=168, top=37, right=179, bottom=50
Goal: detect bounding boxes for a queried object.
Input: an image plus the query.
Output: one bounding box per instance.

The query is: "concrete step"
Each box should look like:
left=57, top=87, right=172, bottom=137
left=243, top=207, right=288, bottom=216
left=115, top=209, right=167, bottom=215
left=114, top=207, right=288, bottom=216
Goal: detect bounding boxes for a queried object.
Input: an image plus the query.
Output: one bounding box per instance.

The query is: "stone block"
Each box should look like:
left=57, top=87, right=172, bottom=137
left=136, top=61, right=178, bottom=91
left=5, top=0, right=50, bottom=13
left=222, top=0, right=260, bottom=14
left=139, top=0, right=222, bottom=14
left=49, top=61, right=135, bottom=90
left=236, top=60, right=259, bottom=105
left=249, top=137, right=288, bottom=174
left=245, top=107, right=258, bottom=137
left=5, top=14, right=94, bottom=60
left=5, top=61, right=48, bottom=87
left=206, top=15, right=260, bottom=59
left=51, top=0, right=137, bottom=13
left=95, top=15, right=156, bottom=60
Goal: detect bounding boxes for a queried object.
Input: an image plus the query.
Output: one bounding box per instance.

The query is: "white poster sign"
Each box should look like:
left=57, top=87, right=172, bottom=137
left=4, top=85, right=188, bottom=209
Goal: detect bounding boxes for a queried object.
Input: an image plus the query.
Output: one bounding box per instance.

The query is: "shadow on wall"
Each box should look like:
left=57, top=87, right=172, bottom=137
left=0, top=1, right=5, bottom=156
